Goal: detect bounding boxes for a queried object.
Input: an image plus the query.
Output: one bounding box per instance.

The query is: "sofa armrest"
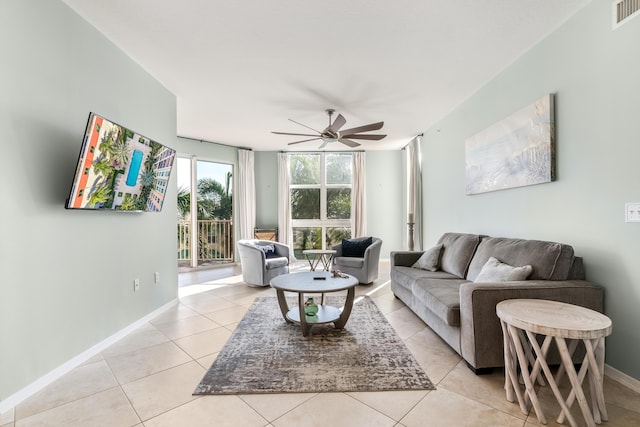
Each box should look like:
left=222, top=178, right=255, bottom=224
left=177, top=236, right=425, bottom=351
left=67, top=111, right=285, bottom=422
left=459, top=279, right=604, bottom=370
left=331, top=242, right=343, bottom=257
left=272, top=241, right=290, bottom=260
left=390, top=251, right=423, bottom=268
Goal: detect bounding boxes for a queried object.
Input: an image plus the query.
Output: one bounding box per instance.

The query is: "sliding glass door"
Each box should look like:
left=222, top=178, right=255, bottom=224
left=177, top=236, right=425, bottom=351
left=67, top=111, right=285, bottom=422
left=177, top=156, right=233, bottom=268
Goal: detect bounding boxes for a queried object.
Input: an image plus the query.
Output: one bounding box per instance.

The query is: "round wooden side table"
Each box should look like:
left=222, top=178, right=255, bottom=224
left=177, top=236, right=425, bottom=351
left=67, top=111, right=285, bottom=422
left=496, top=299, right=612, bottom=427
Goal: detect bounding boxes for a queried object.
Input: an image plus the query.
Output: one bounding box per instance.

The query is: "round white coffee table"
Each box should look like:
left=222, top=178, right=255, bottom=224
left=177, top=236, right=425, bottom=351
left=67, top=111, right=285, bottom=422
left=270, top=271, right=358, bottom=336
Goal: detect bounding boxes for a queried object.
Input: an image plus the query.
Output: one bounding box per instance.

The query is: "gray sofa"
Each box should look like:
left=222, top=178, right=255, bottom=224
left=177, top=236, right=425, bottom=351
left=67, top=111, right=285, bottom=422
left=390, top=232, right=604, bottom=373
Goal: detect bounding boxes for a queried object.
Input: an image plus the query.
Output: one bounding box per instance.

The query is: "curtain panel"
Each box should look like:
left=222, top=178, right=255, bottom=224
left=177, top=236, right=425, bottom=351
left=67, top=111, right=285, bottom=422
left=277, top=153, right=295, bottom=260
left=407, top=136, right=423, bottom=251
left=238, top=149, right=256, bottom=240
left=352, top=152, right=366, bottom=238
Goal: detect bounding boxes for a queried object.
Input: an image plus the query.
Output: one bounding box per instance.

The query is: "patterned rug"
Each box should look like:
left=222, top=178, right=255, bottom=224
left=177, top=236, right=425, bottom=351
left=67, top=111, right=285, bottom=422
left=193, top=295, right=435, bottom=395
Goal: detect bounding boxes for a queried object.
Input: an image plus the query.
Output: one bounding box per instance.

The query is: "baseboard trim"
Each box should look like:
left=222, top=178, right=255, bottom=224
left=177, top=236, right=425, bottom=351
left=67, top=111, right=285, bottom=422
left=605, top=364, right=640, bottom=393
left=0, top=298, right=179, bottom=414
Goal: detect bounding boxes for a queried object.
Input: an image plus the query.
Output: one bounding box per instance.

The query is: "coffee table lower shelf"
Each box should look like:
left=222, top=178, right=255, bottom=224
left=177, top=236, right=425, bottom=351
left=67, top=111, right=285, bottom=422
left=286, top=304, right=342, bottom=324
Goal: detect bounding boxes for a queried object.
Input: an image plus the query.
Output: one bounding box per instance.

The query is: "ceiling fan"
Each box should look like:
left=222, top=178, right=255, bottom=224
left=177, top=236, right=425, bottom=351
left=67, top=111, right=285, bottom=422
left=272, top=109, right=386, bottom=149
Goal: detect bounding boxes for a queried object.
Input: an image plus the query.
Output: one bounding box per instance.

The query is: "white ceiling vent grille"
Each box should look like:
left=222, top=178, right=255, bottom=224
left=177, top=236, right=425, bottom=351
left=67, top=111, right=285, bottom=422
left=613, top=0, right=640, bottom=29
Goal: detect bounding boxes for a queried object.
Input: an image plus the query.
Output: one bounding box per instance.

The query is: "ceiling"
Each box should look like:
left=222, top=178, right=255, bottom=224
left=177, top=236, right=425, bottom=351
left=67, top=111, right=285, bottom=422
left=62, top=0, right=590, bottom=151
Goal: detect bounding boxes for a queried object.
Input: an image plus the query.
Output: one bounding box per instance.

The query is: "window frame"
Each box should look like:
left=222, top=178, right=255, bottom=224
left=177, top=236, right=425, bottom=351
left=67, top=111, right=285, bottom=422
left=289, top=152, right=352, bottom=250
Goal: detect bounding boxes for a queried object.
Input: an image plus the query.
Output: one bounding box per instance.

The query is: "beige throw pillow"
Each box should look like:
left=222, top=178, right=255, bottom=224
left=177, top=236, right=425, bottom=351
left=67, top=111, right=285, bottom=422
left=412, top=244, right=444, bottom=271
left=474, top=257, right=532, bottom=283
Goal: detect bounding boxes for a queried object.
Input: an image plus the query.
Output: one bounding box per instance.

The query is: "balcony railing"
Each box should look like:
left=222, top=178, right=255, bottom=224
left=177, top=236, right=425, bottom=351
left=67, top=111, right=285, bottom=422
left=178, top=220, right=234, bottom=263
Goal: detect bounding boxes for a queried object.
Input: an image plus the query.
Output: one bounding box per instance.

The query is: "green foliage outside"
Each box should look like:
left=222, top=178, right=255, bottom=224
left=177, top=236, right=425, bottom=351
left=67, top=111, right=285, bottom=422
left=290, top=153, right=320, bottom=185
left=290, top=152, right=353, bottom=254
left=327, top=188, right=350, bottom=219
left=177, top=172, right=233, bottom=220
left=291, top=188, right=320, bottom=219
left=326, top=153, right=352, bottom=184
left=326, top=227, right=351, bottom=248
left=292, top=227, right=322, bottom=258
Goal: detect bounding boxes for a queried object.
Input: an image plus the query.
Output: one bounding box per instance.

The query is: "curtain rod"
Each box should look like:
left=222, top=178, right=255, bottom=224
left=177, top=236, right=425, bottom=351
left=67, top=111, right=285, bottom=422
left=279, top=150, right=365, bottom=153
left=402, top=133, right=423, bottom=150
left=177, top=135, right=252, bottom=151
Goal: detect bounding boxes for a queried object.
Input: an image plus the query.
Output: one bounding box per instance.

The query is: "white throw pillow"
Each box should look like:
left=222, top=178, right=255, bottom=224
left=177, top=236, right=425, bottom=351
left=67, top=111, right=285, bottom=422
left=474, top=257, right=532, bottom=283
left=412, top=244, right=444, bottom=271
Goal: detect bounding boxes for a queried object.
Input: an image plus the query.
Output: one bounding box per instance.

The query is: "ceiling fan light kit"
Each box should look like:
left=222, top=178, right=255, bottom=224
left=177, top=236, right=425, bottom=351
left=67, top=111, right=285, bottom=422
left=272, top=109, right=386, bottom=149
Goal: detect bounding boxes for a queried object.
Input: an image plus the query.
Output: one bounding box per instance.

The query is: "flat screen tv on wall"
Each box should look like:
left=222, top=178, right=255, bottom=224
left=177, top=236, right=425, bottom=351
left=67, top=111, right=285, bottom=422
left=66, top=112, right=176, bottom=212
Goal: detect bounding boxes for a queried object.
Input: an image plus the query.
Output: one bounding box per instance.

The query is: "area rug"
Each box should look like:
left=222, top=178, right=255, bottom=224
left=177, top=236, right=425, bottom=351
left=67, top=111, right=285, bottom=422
left=193, top=295, right=435, bottom=395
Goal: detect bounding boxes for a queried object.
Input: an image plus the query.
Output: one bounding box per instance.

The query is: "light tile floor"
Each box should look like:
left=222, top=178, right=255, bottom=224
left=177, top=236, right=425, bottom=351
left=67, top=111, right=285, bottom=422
left=3, top=262, right=639, bottom=427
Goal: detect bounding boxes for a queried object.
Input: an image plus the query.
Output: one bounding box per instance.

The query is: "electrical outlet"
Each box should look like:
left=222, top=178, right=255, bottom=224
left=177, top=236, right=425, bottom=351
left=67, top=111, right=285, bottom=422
left=626, top=203, right=640, bottom=222
left=155, top=272, right=160, bottom=283
left=134, top=278, right=140, bottom=291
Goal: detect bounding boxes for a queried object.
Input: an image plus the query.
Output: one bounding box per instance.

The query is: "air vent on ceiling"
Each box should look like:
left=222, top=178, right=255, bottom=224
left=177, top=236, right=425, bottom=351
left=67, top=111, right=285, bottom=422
left=613, top=0, right=640, bottom=29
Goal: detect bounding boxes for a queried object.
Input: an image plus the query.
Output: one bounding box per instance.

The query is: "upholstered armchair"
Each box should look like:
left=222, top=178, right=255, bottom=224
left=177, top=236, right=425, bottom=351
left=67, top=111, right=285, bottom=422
left=331, top=237, right=382, bottom=284
left=236, top=239, right=290, bottom=286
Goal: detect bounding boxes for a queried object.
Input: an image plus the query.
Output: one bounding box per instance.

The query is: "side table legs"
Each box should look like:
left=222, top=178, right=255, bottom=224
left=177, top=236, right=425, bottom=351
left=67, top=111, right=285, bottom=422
left=497, top=299, right=612, bottom=427
left=501, top=323, right=608, bottom=427
left=305, top=253, right=334, bottom=271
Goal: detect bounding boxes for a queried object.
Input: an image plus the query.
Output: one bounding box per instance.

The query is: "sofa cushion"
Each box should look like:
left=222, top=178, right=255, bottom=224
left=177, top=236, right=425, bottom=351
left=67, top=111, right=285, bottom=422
left=342, top=236, right=373, bottom=257
left=391, top=266, right=462, bottom=288
left=437, top=233, right=483, bottom=278
left=412, top=278, right=468, bottom=326
left=474, top=257, right=532, bottom=282
left=412, top=244, right=444, bottom=271
left=467, top=237, right=575, bottom=281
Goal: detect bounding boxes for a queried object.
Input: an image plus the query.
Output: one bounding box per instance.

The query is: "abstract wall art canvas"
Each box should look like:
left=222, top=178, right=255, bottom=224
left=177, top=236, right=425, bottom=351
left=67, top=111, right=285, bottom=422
left=465, top=94, right=555, bottom=195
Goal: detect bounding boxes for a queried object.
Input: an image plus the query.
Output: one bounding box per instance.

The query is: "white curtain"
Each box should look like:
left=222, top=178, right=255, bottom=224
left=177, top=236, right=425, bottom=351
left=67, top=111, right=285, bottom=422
left=407, top=136, right=423, bottom=251
left=237, top=149, right=256, bottom=240
left=277, top=153, right=295, bottom=260
left=352, top=151, right=366, bottom=237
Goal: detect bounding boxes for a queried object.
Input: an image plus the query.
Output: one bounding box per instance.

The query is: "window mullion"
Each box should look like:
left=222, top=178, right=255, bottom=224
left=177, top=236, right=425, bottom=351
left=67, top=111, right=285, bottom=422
left=320, top=153, right=327, bottom=248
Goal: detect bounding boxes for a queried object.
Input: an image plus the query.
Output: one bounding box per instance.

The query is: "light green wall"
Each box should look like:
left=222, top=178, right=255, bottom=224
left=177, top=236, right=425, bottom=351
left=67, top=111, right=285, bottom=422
left=365, top=151, right=404, bottom=258
left=421, top=0, right=640, bottom=380
left=0, top=0, right=178, bottom=401
left=175, top=137, right=238, bottom=165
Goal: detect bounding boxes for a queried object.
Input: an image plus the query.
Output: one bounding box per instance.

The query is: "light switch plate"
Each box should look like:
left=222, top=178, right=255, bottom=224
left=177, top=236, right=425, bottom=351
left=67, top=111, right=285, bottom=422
left=625, top=203, right=640, bottom=222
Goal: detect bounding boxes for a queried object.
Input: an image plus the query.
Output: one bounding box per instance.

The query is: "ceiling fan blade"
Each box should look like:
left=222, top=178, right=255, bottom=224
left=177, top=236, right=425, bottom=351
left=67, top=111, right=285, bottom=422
left=328, top=114, right=346, bottom=133
left=338, top=138, right=361, bottom=148
left=272, top=131, right=320, bottom=137
left=288, top=118, right=322, bottom=134
left=318, top=140, right=329, bottom=149
left=340, top=133, right=386, bottom=140
left=287, top=137, right=322, bottom=145
left=339, top=121, right=384, bottom=135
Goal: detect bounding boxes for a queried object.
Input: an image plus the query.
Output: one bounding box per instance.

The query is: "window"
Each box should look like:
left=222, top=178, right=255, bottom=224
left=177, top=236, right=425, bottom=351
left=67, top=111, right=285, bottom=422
left=289, top=153, right=353, bottom=258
